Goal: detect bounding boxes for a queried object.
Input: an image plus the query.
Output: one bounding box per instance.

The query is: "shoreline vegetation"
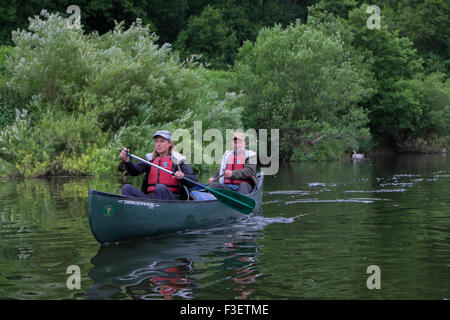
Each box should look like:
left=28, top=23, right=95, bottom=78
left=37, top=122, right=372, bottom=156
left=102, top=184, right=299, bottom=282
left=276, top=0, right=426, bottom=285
left=0, top=1, right=449, bottom=178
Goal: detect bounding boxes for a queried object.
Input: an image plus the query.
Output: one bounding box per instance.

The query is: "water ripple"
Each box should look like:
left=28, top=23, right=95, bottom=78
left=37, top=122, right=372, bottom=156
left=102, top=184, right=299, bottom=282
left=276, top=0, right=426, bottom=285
left=344, top=189, right=407, bottom=193
left=285, top=198, right=386, bottom=204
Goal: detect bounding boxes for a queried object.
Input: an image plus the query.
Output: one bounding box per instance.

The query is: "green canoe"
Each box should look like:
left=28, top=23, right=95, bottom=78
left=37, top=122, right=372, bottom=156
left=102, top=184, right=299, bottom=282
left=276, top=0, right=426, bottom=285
left=88, top=173, right=264, bottom=244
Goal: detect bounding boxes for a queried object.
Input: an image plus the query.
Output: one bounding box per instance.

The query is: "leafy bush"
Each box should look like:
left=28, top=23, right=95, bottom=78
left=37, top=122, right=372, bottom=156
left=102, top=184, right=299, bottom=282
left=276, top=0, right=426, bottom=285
left=0, top=87, right=27, bottom=129
left=235, top=20, right=373, bottom=160
left=308, top=3, right=450, bottom=152
left=0, top=109, right=51, bottom=177
left=0, top=46, right=24, bottom=129
left=381, top=73, right=450, bottom=152
left=0, top=45, right=13, bottom=77
left=8, top=12, right=91, bottom=102
left=174, top=5, right=239, bottom=69
left=0, top=11, right=243, bottom=177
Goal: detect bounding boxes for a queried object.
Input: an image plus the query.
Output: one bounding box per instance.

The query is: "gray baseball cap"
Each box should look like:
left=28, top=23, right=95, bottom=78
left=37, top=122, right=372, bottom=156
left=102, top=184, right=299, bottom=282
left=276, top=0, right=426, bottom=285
left=152, top=130, right=172, bottom=141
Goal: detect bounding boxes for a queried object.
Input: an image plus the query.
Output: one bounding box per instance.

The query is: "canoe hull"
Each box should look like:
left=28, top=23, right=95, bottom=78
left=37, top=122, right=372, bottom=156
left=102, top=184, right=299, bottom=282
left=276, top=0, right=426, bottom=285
left=88, top=174, right=263, bottom=244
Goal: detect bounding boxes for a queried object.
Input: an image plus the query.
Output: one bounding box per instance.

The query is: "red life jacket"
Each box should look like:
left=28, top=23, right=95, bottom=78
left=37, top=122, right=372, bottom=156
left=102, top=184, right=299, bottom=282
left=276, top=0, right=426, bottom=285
left=224, top=152, right=252, bottom=185
left=151, top=266, right=184, bottom=296
left=147, top=156, right=179, bottom=193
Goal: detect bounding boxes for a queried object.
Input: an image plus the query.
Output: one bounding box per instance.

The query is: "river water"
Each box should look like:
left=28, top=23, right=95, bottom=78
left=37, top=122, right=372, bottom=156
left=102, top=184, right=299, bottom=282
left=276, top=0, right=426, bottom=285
left=0, top=154, right=449, bottom=299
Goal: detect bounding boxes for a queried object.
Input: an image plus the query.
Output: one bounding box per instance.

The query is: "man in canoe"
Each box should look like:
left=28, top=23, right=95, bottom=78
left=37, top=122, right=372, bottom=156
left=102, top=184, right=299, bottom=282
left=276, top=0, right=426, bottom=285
left=208, top=132, right=257, bottom=194
left=120, top=130, right=198, bottom=200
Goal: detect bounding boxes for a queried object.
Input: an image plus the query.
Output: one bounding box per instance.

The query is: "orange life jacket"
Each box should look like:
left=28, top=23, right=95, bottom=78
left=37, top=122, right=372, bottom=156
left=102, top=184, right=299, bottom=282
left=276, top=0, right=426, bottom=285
left=224, top=152, right=252, bottom=185
left=147, top=156, right=179, bottom=193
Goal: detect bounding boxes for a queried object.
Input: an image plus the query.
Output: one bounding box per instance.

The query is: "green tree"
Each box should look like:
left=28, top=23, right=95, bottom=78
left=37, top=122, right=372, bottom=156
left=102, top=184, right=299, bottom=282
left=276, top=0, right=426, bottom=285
left=0, top=0, right=153, bottom=44
left=382, top=0, right=449, bottom=74
left=309, top=2, right=450, bottom=151
left=376, top=73, right=450, bottom=152
left=309, top=0, right=449, bottom=74
left=174, top=5, right=239, bottom=69
left=0, top=0, right=320, bottom=67
left=0, top=45, right=25, bottom=129
left=235, top=20, right=373, bottom=161
left=0, top=45, right=13, bottom=80
left=207, top=0, right=316, bottom=45
left=307, top=0, right=359, bottom=19
left=0, top=11, right=242, bottom=177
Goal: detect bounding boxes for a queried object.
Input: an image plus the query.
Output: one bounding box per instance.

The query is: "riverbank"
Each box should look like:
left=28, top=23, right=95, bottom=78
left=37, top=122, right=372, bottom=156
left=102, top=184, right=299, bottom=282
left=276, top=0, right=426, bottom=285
left=2, top=148, right=448, bottom=179
left=1, top=10, right=448, bottom=178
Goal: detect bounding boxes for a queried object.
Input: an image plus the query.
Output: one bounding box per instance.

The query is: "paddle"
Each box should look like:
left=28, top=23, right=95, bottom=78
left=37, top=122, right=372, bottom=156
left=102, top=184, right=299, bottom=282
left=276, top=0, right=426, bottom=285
left=126, top=152, right=256, bottom=215
left=205, top=173, right=225, bottom=186
left=193, top=173, right=224, bottom=191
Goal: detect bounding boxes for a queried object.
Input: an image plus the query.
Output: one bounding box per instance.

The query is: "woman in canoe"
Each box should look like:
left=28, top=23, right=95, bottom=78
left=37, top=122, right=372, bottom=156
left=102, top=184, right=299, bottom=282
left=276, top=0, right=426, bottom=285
left=120, top=130, right=198, bottom=200
left=208, top=132, right=257, bottom=194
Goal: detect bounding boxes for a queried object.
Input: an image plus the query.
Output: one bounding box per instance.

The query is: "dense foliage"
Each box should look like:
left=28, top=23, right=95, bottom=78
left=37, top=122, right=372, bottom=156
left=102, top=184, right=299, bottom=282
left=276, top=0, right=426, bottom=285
left=1, top=1, right=447, bottom=74
left=0, top=12, right=240, bottom=177
left=174, top=5, right=239, bottom=69
left=0, top=45, right=22, bottom=128
left=235, top=20, right=373, bottom=160
left=0, top=1, right=448, bottom=177
left=308, top=3, right=450, bottom=151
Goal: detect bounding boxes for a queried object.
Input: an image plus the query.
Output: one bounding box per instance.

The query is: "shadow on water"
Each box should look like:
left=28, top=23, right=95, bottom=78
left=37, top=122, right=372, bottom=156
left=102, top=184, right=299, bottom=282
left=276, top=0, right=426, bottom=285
left=84, top=215, right=297, bottom=300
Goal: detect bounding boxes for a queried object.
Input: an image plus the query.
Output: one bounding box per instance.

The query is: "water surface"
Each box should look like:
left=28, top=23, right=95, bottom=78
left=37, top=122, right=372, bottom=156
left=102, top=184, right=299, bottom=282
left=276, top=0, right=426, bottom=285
left=0, top=154, right=449, bottom=299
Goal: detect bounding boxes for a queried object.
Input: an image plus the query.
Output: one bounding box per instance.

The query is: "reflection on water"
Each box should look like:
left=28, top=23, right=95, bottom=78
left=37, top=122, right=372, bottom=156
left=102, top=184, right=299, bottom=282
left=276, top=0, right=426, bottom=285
left=85, top=216, right=295, bottom=300
left=0, top=154, right=449, bottom=299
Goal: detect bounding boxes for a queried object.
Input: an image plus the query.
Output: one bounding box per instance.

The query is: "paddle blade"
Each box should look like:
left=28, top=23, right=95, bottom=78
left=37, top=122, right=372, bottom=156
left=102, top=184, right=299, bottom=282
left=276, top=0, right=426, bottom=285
left=209, top=188, right=256, bottom=215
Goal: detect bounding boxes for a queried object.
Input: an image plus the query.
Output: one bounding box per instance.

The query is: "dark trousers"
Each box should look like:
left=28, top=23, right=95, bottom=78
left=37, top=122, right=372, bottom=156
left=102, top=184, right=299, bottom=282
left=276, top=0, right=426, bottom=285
left=121, top=184, right=179, bottom=200
left=209, top=182, right=253, bottom=194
